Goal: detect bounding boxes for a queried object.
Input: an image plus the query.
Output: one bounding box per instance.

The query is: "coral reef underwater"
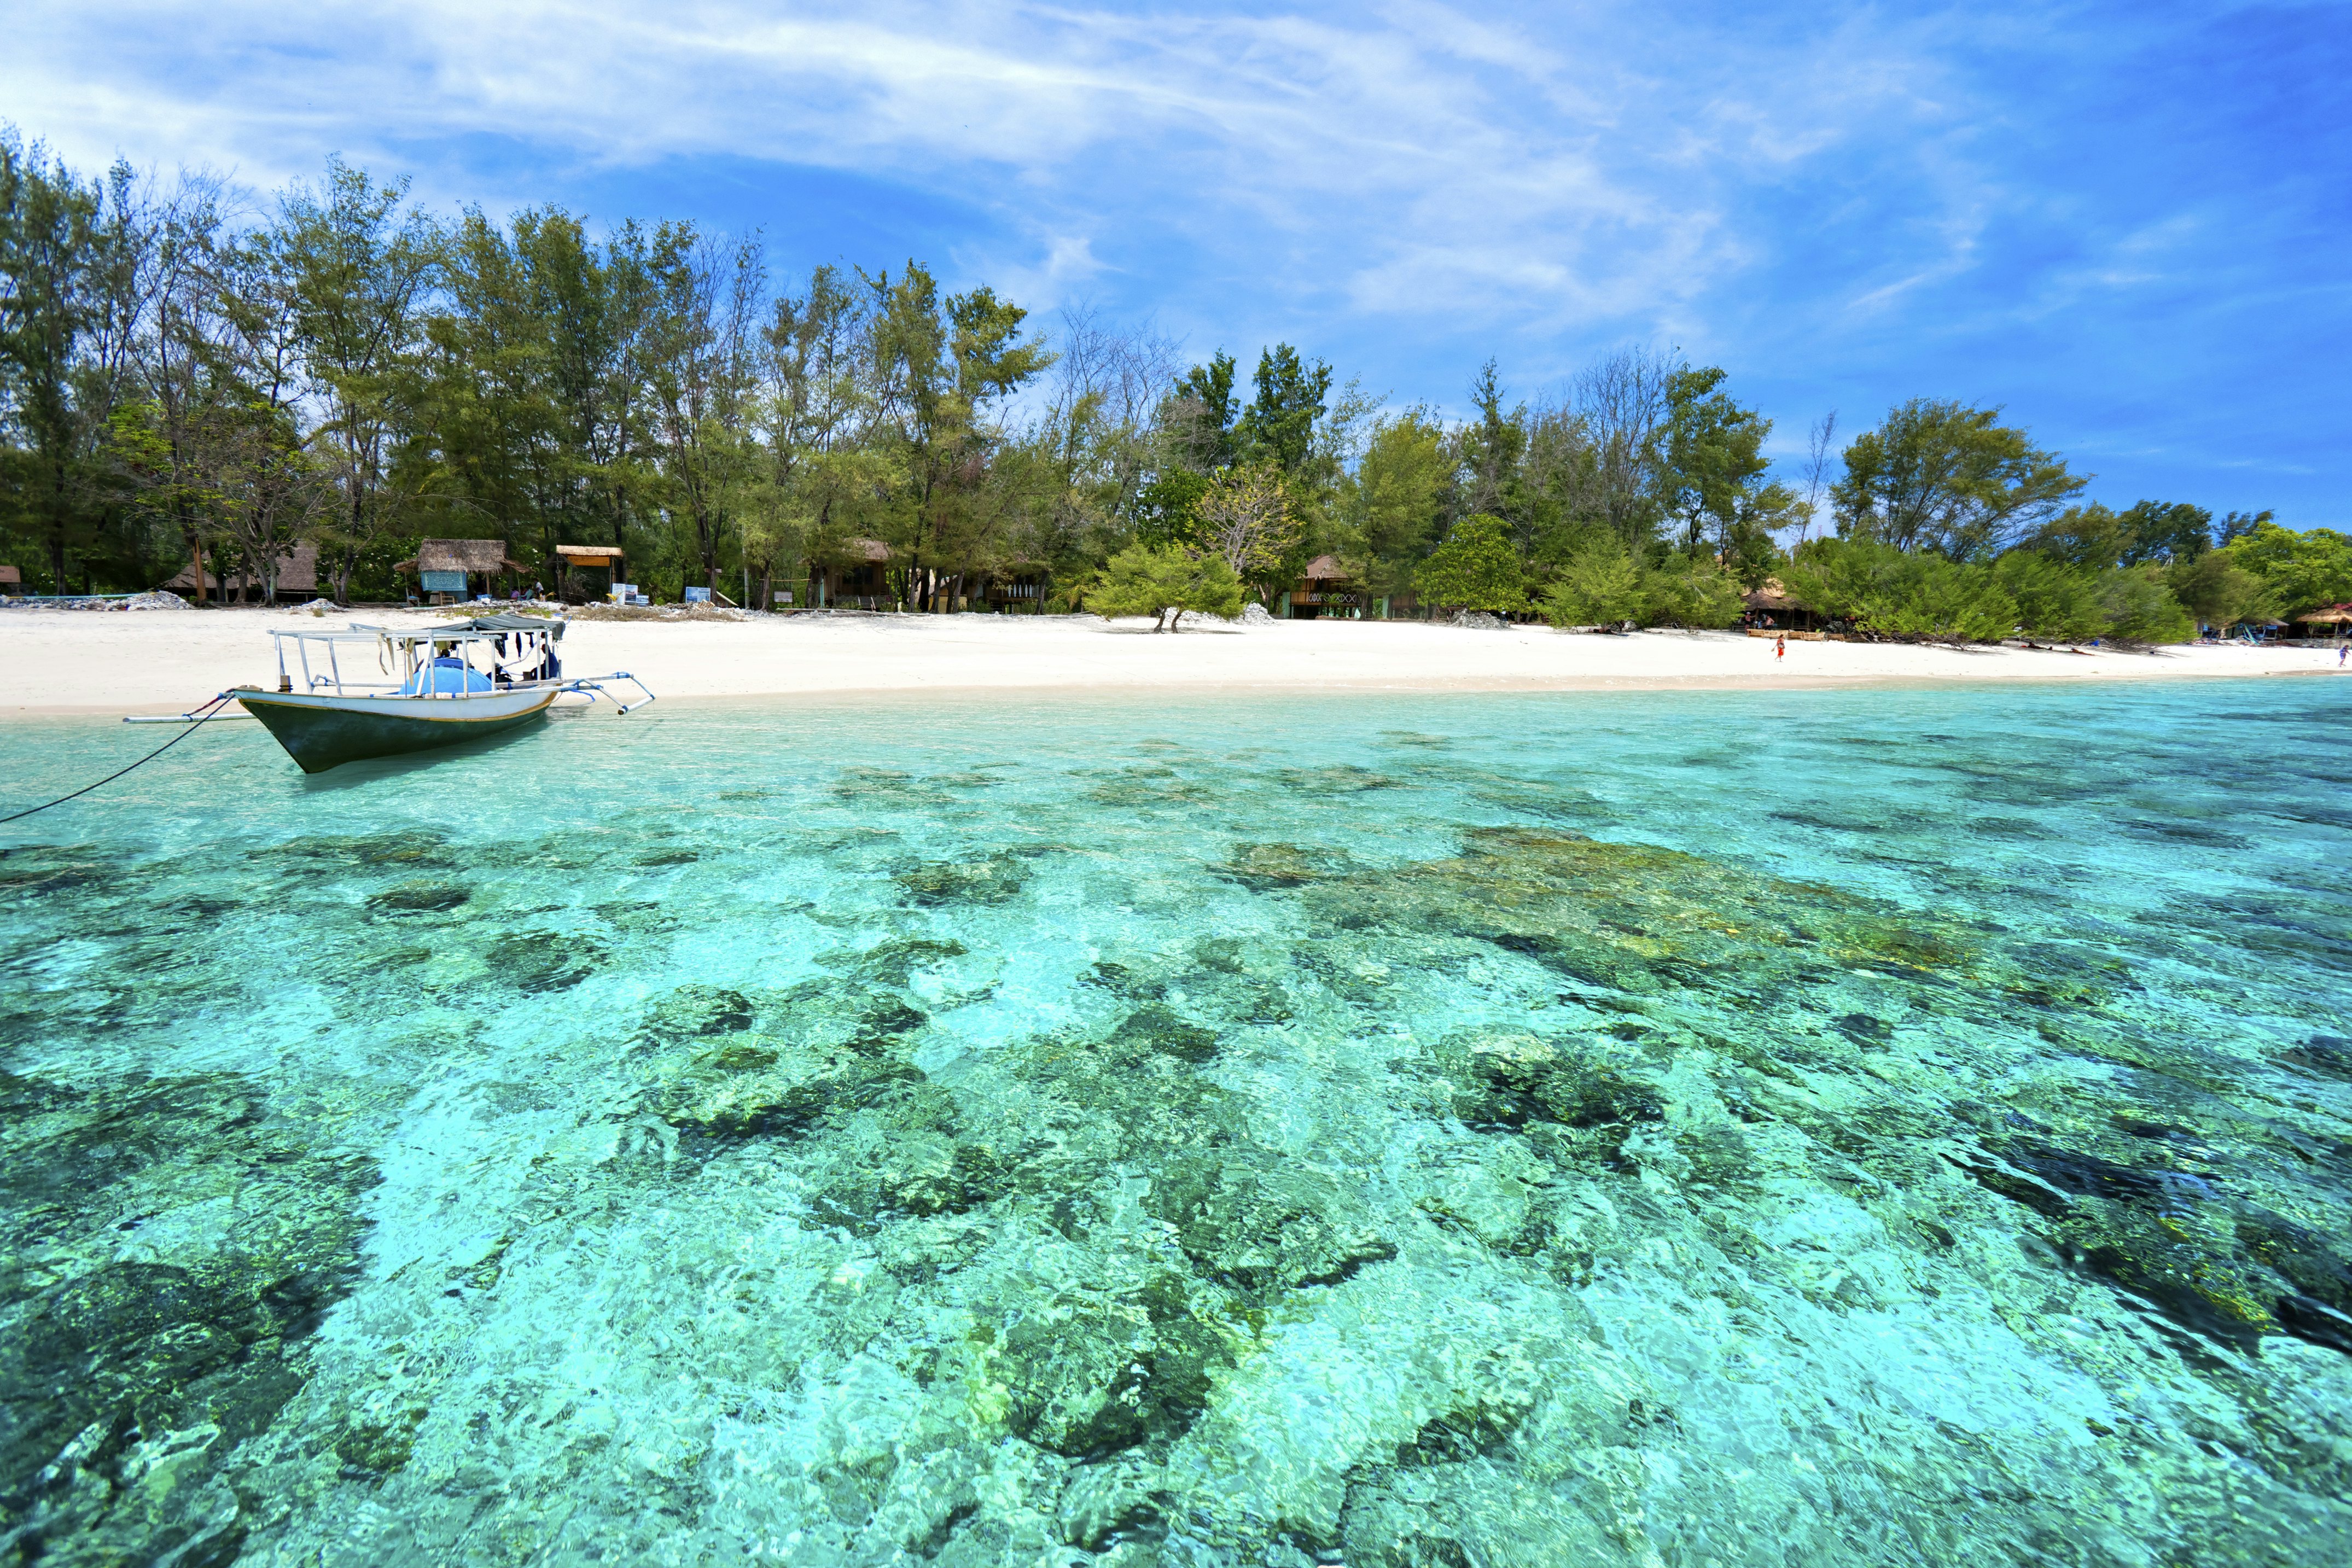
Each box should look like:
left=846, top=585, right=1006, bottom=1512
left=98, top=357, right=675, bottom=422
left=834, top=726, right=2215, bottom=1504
left=1, top=683, right=2348, bottom=1566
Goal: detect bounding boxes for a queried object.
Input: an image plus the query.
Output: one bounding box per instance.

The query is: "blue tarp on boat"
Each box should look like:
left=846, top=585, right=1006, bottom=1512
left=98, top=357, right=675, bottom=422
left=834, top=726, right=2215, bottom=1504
left=401, top=657, right=496, bottom=696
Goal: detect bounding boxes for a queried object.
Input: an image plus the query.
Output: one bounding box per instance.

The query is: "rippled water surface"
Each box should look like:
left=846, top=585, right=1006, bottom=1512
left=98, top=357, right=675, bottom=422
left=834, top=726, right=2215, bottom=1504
left=3, top=680, right=2350, bottom=1566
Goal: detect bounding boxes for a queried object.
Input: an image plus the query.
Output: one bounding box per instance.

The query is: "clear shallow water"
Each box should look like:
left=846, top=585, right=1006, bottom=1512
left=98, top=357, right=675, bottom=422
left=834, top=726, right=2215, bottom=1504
left=2, top=680, right=2349, bottom=1567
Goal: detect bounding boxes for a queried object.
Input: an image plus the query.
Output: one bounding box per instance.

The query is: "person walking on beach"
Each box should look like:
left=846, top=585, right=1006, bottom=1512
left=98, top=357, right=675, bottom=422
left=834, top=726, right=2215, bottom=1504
left=1775, top=634, right=1786, bottom=661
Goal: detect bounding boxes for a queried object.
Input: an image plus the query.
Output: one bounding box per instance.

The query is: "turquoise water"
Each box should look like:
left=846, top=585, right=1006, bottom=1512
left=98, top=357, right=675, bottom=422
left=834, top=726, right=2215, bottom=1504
left=3, top=681, right=2349, bottom=1566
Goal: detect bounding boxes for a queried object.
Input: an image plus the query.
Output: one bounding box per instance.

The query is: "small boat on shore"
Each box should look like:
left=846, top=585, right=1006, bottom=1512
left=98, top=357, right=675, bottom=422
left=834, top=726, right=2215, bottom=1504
left=229, top=615, right=655, bottom=773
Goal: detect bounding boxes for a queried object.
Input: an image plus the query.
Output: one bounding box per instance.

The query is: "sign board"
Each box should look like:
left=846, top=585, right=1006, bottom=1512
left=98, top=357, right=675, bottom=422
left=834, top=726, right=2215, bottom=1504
left=684, top=586, right=712, bottom=604
left=421, top=570, right=467, bottom=593
left=778, top=592, right=793, bottom=604
left=610, top=582, right=637, bottom=603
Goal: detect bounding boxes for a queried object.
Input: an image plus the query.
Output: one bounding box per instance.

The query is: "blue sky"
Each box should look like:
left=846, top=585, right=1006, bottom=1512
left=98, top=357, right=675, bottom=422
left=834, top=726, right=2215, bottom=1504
left=8, top=1, right=2347, bottom=523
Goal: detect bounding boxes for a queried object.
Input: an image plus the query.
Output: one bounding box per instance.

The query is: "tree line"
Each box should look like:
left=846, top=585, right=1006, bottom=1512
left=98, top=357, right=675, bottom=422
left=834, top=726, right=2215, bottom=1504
left=4, top=129, right=2346, bottom=639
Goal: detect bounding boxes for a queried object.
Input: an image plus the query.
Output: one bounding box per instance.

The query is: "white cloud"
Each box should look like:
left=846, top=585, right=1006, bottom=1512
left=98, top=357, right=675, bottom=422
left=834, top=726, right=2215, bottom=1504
left=0, top=0, right=1959, bottom=337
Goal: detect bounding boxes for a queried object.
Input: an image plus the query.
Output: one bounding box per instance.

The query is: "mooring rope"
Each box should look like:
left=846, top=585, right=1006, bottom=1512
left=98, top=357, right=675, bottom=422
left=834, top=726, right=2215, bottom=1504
left=0, top=693, right=235, bottom=825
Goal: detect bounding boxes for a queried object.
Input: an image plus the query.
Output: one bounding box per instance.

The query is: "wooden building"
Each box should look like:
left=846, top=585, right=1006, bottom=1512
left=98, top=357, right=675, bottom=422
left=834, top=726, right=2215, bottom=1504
left=555, top=544, right=626, bottom=601
left=1743, top=577, right=1819, bottom=632
left=0, top=564, right=21, bottom=598
left=165, top=541, right=319, bottom=603
left=1282, top=555, right=1366, bottom=619
left=397, top=539, right=530, bottom=604
left=810, top=540, right=894, bottom=609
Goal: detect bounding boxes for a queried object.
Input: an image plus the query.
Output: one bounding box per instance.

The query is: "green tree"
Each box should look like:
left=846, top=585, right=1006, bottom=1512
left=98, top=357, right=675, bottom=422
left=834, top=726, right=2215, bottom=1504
left=1656, top=365, right=1791, bottom=579
left=1168, top=350, right=1239, bottom=471
left=2216, top=521, right=2352, bottom=617
left=1537, top=536, right=1643, bottom=627
left=2166, top=549, right=2269, bottom=631
left=1192, top=461, right=1297, bottom=586
left=863, top=262, right=1052, bottom=610
left=0, top=132, right=143, bottom=592
left=1088, top=541, right=1243, bottom=630
left=1235, top=343, right=1329, bottom=474
left=1415, top=512, right=1525, bottom=615
left=1783, top=537, right=2017, bottom=642
left=1641, top=553, right=1744, bottom=629
left=2114, top=499, right=2214, bottom=564
left=1991, top=550, right=2104, bottom=640
left=1353, top=409, right=1450, bottom=596
left=2097, top=566, right=2194, bottom=644
left=269, top=158, right=441, bottom=602
left=1833, top=399, right=2084, bottom=558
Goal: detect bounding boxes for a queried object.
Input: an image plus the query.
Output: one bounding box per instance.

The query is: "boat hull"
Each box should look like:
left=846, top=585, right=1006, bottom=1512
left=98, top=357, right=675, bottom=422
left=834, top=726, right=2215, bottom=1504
left=236, top=686, right=560, bottom=773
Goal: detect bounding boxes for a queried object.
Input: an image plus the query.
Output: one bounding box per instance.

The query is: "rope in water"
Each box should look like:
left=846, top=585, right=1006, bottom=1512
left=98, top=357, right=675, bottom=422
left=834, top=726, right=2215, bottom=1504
left=0, top=692, right=235, bottom=825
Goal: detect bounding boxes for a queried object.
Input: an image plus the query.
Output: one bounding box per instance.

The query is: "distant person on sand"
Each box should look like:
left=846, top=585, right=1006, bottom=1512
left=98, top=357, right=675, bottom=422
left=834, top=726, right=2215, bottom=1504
left=1775, top=634, right=1786, bottom=661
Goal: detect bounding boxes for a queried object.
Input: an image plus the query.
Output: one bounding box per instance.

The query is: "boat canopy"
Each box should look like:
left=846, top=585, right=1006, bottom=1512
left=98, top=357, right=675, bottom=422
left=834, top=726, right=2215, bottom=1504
left=421, top=613, right=567, bottom=641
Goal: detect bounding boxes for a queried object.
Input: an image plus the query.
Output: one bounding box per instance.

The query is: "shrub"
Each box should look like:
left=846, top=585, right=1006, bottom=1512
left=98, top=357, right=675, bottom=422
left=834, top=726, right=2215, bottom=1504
left=1992, top=552, right=2105, bottom=642
left=1088, top=544, right=1245, bottom=631
left=1782, top=538, right=2015, bottom=642
left=1642, top=554, right=1744, bottom=629
left=1415, top=514, right=1527, bottom=615
left=1537, top=539, right=1643, bottom=627
left=2096, top=564, right=2195, bottom=645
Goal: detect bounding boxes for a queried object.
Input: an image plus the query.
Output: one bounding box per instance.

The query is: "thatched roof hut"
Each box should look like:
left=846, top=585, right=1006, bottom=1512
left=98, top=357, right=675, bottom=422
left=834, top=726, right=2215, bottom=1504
left=2297, top=603, right=2352, bottom=626
left=1302, top=553, right=1351, bottom=582
left=1744, top=576, right=1807, bottom=613
left=166, top=540, right=318, bottom=597
left=0, top=564, right=20, bottom=591
left=399, top=539, right=529, bottom=576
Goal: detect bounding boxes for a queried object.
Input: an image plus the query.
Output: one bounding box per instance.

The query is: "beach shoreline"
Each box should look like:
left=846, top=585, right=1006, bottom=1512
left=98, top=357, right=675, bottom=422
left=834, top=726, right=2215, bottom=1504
left=3, top=604, right=2343, bottom=717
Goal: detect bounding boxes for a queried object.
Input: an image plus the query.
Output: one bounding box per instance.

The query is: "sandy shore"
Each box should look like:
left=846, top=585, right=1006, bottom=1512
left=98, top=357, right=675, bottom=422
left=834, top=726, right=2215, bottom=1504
left=2, top=605, right=2344, bottom=716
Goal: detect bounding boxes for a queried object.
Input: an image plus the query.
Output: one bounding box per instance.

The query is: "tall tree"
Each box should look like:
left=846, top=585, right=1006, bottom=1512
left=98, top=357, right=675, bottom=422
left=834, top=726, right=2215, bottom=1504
left=0, top=133, right=144, bottom=591
left=1234, top=343, right=1329, bottom=474
left=645, top=231, right=760, bottom=594
left=1833, top=399, right=2083, bottom=559
left=1655, top=364, right=1792, bottom=584
left=268, top=158, right=440, bottom=602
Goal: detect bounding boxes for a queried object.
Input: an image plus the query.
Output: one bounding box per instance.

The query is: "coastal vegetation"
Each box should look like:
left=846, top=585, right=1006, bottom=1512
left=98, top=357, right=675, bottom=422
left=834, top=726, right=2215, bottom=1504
left=2, top=129, right=2346, bottom=639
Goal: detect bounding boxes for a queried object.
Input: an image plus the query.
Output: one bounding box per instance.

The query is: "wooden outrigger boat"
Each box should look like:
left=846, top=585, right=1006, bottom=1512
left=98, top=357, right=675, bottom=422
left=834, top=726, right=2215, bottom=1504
left=223, top=615, right=655, bottom=773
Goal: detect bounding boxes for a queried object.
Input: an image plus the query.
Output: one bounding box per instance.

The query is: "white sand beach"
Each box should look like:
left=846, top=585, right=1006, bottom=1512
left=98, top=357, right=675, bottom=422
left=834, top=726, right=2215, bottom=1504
left=2, top=605, right=2343, bottom=716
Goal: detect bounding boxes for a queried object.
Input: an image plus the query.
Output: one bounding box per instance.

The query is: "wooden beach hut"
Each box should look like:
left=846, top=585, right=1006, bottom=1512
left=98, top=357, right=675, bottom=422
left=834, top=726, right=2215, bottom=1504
left=165, top=541, right=319, bottom=604
left=555, top=544, right=627, bottom=602
left=1743, top=576, right=1819, bottom=633
left=397, top=539, right=529, bottom=604
left=811, top=539, right=894, bottom=609
left=1284, top=555, right=1365, bottom=619
left=0, top=564, right=21, bottom=598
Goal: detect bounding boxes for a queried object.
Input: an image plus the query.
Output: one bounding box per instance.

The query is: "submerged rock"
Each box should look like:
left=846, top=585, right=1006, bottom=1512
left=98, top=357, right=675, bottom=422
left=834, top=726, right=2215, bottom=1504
left=0, top=1071, right=378, bottom=1564
left=1147, top=1155, right=1396, bottom=1295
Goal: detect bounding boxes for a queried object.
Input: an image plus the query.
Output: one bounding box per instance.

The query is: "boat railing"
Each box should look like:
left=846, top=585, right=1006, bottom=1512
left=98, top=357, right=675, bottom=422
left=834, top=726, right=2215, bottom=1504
left=263, top=625, right=655, bottom=713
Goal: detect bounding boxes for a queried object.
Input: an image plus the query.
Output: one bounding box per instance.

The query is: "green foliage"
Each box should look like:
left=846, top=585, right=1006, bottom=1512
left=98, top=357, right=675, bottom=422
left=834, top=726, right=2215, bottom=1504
left=1834, top=399, right=2085, bottom=558
left=2022, top=498, right=2218, bottom=570
left=1414, top=512, right=1527, bottom=614
left=1991, top=551, right=2105, bottom=641
left=1235, top=344, right=1331, bottom=474
left=1783, top=538, right=2017, bottom=642
left=1355, top=411, right=1450, bottom=594
left=1088, top=543, right=1244, bottom=631
left=2166, top=550, right=2271, bottom=629
left=1657, top=365, right=1792, bottom=580
left=1643, top=553, right=1745, bottom=629
left=1538, top=538, right=1643, bottom=627
left=1136, top=468, right=1210, bottom=551
left=2096, top=565, right=2196, bottom=645
left=2217, top=521, right=2352, bottom=618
